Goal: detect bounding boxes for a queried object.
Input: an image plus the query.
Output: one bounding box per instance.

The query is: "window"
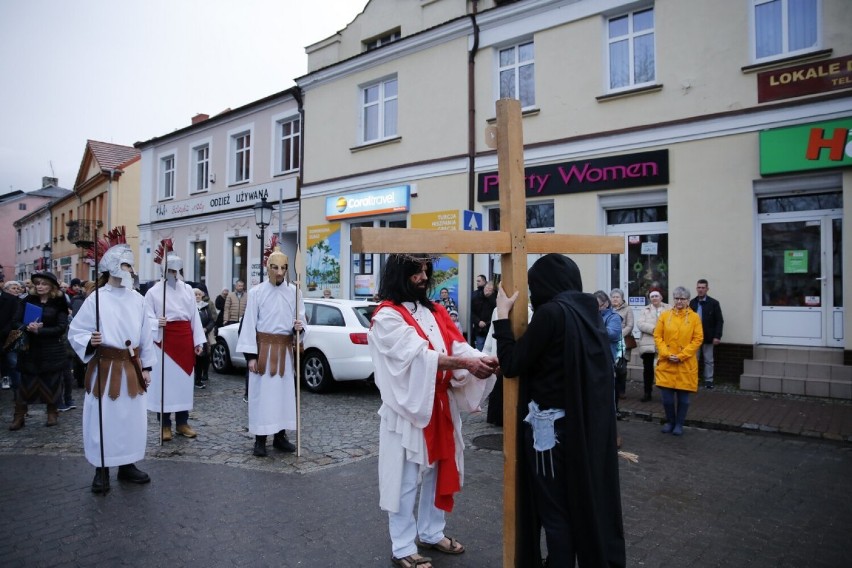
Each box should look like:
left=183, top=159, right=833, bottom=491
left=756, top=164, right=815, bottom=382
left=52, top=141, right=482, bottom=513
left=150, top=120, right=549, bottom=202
left=193, top=241, right=207, bottom=285
left=488, top=201, right=554, bottom=230
left=364, top=29, right=400, bottom=51
left=232, top=131, right=251, bottom=183
left=192, top=144, right=209, bottom=192
left=753, top=0, right=819, bottom=61
left=498, top=41, right=535, bottom=108
left=277, top=117, right=301, bottom=173
left=160, top=154, right=175, bottom=199
left=361, top=77, right=398, bottom=144
left=607, top=7, right=655, bottom=90
left=19, top=203, right=26, bottom=210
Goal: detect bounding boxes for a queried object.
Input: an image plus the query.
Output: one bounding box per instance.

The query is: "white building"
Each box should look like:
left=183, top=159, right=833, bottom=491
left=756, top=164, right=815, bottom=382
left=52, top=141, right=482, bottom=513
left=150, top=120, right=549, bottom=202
left=137, top=89, right=302, bottom=293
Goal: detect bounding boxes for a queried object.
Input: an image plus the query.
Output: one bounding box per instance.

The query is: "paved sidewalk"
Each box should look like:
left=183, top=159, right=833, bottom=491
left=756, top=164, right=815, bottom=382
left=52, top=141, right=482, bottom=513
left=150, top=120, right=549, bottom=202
left=619, top=377, right=852, bottom=442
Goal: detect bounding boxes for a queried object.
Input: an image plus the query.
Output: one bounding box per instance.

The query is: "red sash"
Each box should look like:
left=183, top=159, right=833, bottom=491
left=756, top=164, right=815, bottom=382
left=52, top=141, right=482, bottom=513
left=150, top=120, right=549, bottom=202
left=375, top=301, right=465, bottom=512
left=156, top=320, right=195, bottom=376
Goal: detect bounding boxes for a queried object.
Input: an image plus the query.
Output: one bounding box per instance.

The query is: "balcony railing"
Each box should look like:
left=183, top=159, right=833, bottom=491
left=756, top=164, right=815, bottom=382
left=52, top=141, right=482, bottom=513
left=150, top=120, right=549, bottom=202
left=66, top=219, right=102, bottom=247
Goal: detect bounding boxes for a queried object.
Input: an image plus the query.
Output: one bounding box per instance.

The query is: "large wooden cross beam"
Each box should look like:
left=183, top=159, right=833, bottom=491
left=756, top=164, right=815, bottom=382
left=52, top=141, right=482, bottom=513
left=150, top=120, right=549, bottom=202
left=351, top=99, right=623, bottom=566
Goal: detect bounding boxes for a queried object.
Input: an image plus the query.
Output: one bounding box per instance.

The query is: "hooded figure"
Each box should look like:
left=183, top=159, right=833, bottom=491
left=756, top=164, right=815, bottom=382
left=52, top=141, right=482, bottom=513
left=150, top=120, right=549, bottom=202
left=493, top=253, right=626, bottom=568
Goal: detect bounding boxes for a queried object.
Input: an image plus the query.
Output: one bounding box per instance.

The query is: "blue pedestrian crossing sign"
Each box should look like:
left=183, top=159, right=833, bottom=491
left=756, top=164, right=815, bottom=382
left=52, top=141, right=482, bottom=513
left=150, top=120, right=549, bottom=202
left=463, top=210, right=483, bottom=231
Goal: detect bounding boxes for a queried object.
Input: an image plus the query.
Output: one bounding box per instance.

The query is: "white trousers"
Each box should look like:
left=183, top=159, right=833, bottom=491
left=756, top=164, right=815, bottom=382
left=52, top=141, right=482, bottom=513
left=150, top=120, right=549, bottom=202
left=388, top=459, right=446, bottom=559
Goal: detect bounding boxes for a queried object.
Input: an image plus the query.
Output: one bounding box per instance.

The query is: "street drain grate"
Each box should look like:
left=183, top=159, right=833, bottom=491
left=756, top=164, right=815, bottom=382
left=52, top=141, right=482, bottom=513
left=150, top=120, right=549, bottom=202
left=473, top=434, right=503, bottom=451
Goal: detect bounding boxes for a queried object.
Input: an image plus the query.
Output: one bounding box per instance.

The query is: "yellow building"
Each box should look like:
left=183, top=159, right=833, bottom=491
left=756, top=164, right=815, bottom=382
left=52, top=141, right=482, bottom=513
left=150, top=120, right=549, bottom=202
left=296, top=0, right=852, bottom=395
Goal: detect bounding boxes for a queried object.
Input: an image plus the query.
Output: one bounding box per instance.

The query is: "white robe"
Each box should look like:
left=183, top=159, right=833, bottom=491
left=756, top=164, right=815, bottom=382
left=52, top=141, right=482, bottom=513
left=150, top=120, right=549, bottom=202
left=68, top=285, right=157, bottom=467
left=236, top=280, right=306, bottom=435
left=368, top=303, right=493, bottom=513
left=143, top=280, right=206, bottom=413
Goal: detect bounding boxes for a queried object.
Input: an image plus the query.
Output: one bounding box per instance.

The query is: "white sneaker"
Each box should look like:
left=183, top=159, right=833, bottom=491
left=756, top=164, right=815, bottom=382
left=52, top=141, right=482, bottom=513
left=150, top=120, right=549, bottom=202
left=1, top=376, right=9, bottom=389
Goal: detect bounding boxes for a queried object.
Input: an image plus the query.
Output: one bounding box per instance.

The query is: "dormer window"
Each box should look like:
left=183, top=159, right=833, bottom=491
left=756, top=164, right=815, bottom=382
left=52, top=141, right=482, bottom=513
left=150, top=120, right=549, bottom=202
left=364, top=29, right=401, bottom=51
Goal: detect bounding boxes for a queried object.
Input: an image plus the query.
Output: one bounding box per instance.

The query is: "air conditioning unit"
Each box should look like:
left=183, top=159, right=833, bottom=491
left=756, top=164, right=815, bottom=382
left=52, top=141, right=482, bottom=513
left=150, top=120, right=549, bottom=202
left=208, top=173, right=216, bottom=183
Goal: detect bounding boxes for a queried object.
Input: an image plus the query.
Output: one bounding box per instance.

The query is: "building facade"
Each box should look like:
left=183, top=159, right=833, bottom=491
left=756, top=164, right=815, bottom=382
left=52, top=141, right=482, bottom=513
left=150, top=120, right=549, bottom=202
left=65, top=140, right=142, bottom=281
left=7, top=180, right=73, bottom=281
left=137, top=89, right=302, bottom=295
left=296, top=0, right=852, bottom=392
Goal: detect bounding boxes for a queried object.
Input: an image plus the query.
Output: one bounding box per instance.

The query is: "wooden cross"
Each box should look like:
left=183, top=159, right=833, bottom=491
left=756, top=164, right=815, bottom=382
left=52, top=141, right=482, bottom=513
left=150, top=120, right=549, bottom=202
left=351, top=98, right=623, bottom=566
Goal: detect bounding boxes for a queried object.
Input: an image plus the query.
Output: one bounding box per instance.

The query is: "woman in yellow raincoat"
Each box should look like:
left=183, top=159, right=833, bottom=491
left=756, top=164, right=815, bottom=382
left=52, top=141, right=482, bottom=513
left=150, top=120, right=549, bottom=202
left=654, top=286, right=703, bottom=435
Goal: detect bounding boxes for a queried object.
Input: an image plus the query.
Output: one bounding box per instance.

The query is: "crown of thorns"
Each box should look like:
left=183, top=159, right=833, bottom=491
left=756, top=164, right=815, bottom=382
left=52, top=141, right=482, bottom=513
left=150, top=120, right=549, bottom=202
left=390, top=253, right=441, bottom=264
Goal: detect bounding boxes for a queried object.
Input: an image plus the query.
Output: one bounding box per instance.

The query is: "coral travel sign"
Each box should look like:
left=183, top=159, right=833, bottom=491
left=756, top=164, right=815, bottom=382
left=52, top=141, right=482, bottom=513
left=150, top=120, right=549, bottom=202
left=325, top=185, right=410, bottom=220
left=760, top=117, right=852, bottom=175
left=150, top=178, right=297, bottom=221
left=757, top=54, right=852, bottom=103
left=477, top=149, right=668, bottom=202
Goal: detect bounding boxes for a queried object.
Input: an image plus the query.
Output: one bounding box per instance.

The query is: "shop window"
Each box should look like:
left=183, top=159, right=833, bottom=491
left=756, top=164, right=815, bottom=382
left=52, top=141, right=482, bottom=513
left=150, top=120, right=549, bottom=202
left=606, top=205, right=668, bottom=224
left=193, top=241, right=207, bottom=287
left=488, top=201, right=554, bottom=230
left=230, top=236, right=247, bottom=288
left=757, top=191, right=841, bottom=213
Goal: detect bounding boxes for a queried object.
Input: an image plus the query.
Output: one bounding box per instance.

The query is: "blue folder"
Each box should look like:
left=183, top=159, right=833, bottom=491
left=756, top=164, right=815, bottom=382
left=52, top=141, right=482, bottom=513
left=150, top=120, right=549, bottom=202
left=23, top=303, right=43, bottom=325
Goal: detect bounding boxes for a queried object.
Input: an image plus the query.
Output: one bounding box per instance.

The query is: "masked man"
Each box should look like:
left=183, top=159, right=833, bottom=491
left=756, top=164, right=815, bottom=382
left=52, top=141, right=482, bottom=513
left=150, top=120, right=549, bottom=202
left=144, top=254, right=206, bottom=440
left=236, top=246, right=305, bottom=457
left=68, top=227, right=157, bottom=493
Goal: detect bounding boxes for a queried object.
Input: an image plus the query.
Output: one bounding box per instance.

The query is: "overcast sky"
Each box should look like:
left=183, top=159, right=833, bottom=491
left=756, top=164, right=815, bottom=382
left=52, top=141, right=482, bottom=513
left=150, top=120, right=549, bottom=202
left=0, top=0, right=368, bottom=195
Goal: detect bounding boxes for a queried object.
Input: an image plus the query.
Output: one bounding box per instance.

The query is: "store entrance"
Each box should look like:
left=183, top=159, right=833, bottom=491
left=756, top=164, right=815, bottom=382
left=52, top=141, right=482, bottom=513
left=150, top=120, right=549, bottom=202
left=758, top=193, right=843, bottom=347
left=606, top=205, right=669, bottom=326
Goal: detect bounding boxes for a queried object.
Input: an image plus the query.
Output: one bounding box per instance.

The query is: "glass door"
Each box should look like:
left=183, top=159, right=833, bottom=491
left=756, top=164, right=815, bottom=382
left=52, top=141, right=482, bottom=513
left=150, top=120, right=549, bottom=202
left=606, top=203, right=669, bottom=313
left=759, top=213, right=843, bottom=347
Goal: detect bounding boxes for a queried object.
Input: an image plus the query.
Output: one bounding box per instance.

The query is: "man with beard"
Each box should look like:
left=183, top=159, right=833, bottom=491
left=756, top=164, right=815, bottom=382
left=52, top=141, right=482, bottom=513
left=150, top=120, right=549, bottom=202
left=236, top=246, right=305, bottom=457
left=494, top=253, right=625, bottom=568
left=369, top=254, right=498, bottom=568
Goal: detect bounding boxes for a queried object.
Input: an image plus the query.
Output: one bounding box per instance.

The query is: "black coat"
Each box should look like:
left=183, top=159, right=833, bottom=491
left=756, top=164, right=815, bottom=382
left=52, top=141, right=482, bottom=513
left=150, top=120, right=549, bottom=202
left=15, top=295, right=69, bottom=374
left=689, top=294, right=724, bottom=343
left=471, top=290, right=496, bottom=338
left=0, top=290, right=20, bottom=345
left=493, top=254, right=625, bottom=567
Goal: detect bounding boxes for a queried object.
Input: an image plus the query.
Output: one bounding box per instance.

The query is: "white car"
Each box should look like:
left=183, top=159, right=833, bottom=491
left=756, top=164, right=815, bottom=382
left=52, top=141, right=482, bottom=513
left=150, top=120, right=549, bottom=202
left=211, top=298, right=378, bottom=393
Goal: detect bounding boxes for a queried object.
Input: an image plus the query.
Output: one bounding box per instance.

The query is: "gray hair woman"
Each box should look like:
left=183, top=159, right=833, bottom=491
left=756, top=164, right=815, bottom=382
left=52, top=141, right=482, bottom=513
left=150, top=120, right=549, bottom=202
left=653, top=285, right=703, bottom=435
left=609, top=288, right=634, bottom=402
left=636, top=288, right=668, bottom=402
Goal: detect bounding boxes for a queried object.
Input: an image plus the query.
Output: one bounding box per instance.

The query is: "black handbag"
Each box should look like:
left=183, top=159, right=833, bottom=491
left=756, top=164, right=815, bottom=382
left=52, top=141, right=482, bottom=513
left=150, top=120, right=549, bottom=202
left=3, top=329, right=29, bottom=353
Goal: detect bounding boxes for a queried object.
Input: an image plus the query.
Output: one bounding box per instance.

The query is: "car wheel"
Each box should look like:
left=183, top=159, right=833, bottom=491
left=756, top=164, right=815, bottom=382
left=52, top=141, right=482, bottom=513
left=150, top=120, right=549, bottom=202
left=211, top=339, right=232, bottom=373
left=302, top=349, right=333, bottom=393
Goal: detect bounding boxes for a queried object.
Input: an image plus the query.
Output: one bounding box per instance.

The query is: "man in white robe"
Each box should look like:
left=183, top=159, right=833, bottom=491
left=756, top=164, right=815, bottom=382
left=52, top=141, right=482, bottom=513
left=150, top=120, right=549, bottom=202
left=144, top=255, right=205, bottom=440
left=68, top=236, right=156, bottom=494
left=236, top=246, right=306, bottom=457
left=368, top=253, right=498, bottom=568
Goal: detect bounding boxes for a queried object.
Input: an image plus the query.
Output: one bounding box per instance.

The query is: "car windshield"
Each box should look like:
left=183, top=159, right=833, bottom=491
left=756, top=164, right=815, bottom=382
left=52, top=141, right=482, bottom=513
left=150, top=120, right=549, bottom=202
left=352, top=305, right=376, bottom=328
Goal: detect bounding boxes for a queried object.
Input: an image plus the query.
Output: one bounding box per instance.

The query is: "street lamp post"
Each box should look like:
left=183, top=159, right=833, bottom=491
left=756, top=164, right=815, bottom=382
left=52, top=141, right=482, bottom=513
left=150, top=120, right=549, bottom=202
left=253, top=197, right=273, bottom=283
left=42, top=244, right=52, bottom=272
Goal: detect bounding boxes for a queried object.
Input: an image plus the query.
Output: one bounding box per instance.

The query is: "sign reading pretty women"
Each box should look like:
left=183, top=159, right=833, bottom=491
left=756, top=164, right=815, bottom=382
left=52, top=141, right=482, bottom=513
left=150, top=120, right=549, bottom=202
left=477, top=149, right=669, bottom=202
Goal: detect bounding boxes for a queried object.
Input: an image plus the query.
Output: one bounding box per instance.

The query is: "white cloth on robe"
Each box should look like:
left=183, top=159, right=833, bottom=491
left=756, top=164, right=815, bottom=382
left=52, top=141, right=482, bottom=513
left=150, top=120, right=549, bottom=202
left=368, top=302, right=493, bottom=513
left=143, top=279, right=205, bottom=413
left=236, top=280, right=306, bottom=435
left=68, top=284, right=157, bottom=467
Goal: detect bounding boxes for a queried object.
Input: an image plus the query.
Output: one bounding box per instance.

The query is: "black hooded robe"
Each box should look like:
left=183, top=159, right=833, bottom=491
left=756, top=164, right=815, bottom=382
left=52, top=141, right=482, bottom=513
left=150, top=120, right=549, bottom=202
left=493, top=254, right=626, bottom=567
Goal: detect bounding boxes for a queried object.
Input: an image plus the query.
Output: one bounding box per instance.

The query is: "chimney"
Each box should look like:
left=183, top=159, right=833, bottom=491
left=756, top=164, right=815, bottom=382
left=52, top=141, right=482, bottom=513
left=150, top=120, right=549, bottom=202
left=42, top=176, right=58, bottom=188
left=192, top=113, right=210, bottom=125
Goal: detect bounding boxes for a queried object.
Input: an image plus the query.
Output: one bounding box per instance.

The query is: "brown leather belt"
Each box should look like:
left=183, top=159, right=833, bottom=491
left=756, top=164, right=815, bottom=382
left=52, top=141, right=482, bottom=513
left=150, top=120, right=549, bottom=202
left=256, top=332, right=294, bottom=377
left=85, top=345, right=145, bottom=400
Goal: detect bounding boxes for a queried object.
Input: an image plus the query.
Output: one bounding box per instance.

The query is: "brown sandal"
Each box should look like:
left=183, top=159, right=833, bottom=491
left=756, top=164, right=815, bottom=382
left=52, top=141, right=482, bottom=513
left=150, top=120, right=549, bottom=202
left=416, top=536, right=465, bottom=554
left=391, top=553, right=432, bottom=567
